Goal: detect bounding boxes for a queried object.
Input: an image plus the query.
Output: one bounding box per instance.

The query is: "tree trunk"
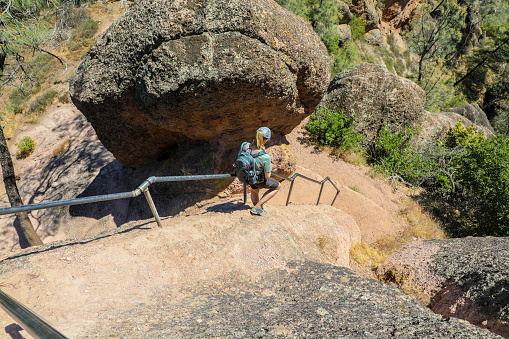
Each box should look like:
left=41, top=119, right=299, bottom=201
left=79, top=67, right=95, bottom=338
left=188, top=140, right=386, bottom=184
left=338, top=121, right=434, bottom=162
left=0, top=124, right=43, bottom=247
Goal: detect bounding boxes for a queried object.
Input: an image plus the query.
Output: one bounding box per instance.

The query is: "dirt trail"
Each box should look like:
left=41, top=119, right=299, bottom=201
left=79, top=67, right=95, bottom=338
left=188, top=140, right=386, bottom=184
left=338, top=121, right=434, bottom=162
left=268, top=119, right=407, bottom=243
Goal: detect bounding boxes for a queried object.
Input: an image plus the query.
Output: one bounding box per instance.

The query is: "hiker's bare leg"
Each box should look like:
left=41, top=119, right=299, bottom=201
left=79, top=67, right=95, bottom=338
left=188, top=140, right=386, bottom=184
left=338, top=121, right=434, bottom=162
left=251, top=188, right=260, bottom=206
left=254, top=184, right=281, bottom=208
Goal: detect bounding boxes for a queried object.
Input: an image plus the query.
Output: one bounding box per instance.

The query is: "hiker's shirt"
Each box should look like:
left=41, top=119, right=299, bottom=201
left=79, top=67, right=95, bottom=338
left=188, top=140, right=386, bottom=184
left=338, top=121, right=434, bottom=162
left=252, top=151, right=271, bottom=183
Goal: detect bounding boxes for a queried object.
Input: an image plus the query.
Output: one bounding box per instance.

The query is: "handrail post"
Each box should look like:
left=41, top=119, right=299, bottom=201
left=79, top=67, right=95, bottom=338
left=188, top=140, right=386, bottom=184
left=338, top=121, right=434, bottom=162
left=243, top=182, right=247, bottom=204
left=317, top=180, right=326, bottom=205
left=286, top=180, right=295, bottom=206
left=331, top=191, right=339, bottom=205
left=142, top=188, right=162, bottom=227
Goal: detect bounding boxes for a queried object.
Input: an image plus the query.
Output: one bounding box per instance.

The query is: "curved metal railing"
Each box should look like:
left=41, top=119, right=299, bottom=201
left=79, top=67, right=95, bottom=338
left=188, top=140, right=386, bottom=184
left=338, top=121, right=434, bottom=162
left=270, top=171, right=340, bottom=206
left=0, top=172, right=340, bottom=226
left=0, top=171, right=340, bottom=337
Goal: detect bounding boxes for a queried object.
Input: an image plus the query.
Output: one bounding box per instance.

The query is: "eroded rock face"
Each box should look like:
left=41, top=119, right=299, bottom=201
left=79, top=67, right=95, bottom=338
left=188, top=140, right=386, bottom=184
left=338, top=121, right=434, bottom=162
left=316, top=63, right=426, bottom=144
left=0, top=204, right=500, bottom=338
left=377, top=237, right=509, bottom=338
left=382, top=0, right=420, bottom=29
left=69, top=0, right=330, bottom=168
left=445, top=103, right=495, bottom=133
left=420, top=104, right=495, bottom=142
left=343, top=0, right=380, bottom=30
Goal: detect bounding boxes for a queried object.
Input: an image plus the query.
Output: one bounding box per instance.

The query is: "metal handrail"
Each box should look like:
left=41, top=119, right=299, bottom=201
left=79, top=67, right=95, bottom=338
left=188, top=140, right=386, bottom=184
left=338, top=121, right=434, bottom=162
left=0, top=174, right=234, bottom=228
left=0, top=289, right=68, bottom=339
left=0, top=172, right=340, bottom=225
left=0, top=172, right=340, bottom=336
left=270, top=171, right=340, bottom=206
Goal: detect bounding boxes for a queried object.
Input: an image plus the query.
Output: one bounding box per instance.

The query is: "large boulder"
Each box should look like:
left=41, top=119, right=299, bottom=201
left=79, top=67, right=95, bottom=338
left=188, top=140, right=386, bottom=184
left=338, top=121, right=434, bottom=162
left=445, top=103, right=495, bottom=133
left=377, top=237, right=509, bottom=337
left=316, top=63, right=426, bottom=144
left=69, top=0, right=330, bottom=168
left=420, top=104, right=495, bottom=141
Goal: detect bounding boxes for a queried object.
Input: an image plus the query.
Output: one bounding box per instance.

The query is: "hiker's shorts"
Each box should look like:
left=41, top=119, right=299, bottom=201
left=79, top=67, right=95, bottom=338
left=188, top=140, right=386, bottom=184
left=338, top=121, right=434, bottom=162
left=249, top=178, right=280, bottom=190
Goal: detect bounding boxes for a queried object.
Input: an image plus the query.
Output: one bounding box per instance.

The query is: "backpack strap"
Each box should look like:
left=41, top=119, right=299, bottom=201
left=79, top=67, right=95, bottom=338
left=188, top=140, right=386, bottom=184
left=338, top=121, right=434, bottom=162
left=251, top=150, right=266, bottom=158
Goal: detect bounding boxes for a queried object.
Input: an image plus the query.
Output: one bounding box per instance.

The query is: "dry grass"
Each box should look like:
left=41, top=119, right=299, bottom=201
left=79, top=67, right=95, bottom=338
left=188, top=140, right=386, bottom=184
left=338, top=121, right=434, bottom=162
left=319, top=145, right=367, bottom=166
left=350, top=241, right=385, bottom=266
left=350, top=196, right=445, bottom=274
left=50, top=139, right=71, bottom=159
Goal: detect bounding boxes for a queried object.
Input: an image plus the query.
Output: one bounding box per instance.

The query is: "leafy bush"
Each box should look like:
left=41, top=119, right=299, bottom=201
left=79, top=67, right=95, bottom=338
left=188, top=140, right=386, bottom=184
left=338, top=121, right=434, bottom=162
left=446, top=121, right=485, bottom=148
left=67, top=16, right=98, bottom=52
left=369, top=127, right=431, bottom=183
left=369, top=121, right=509, bottom=237
left=454, top=135, right=509, bottom=236
left=394, top=59, right=406, bottom=75
left=7, top=88, right=30, bottom=114
left=15, top=136, right=36, bottom=159
left=350, top=15, right=366, bottom=41
left=306, top=107, right=364, bottom=151
left=29, top=89, right=58, bottom=113
left=331, top=40, right=361, bottom=76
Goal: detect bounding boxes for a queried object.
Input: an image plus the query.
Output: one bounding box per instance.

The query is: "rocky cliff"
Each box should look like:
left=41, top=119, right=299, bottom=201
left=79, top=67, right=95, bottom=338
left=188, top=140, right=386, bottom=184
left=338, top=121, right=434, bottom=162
left=377, top=237, right=509, bottom=337
left=69, top=0, right=330, bottom=170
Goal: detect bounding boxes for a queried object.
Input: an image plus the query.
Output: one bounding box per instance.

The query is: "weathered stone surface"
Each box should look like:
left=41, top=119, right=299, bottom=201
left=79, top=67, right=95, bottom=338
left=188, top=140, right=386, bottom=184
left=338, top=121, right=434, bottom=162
left=445, top=103, right=495, bottom=133
left=0, top=211, right=500, bottom=338
left=0, top=202, right=361, bottom=337
left=343, top=0, right=380, bottom=30
left=89, top=260, right=501, bottom=338
left=363, top=28, right=384, bottom=46
left=377, top=237, right=509, bottom=338
left=69, top=0, right=330, bottom=167
left=337, top=24, right=352, bottom=46
left=420, top=105, right=495, bottom=142
left=316, top=63, right=426, bottom=144
left=337, top=0, right=353, bottom=24
left=382, top=0, right=420, bottom=29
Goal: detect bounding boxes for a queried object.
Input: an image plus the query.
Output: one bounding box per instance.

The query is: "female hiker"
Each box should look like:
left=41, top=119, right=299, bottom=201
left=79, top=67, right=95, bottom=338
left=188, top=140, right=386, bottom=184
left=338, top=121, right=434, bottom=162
left=249, top=127, right=281, bottom=216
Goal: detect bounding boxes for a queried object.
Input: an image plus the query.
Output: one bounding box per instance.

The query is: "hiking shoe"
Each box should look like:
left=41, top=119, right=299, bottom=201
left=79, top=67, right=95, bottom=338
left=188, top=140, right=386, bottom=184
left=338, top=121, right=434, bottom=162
left=250, top=207, right=267, bottom=216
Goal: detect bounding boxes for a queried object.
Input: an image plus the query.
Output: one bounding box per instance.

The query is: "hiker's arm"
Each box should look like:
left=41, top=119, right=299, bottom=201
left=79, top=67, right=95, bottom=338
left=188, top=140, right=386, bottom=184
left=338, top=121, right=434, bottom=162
left=264, top=158, right=272, bottom=179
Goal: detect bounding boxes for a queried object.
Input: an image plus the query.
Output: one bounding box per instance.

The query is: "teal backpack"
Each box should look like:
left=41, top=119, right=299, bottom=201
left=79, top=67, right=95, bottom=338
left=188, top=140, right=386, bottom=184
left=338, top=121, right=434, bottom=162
left=234, top=142, right=266, bottom=185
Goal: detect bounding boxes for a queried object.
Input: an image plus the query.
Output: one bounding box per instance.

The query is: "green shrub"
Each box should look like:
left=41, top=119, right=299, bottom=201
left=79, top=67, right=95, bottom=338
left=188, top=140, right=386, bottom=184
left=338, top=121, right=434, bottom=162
left=29, top=89, right=58, bottom=113
left=446, top=121, right=485, bottom=148
left=331, top=40, right=361, bottom=76
left=7, top=88, right=31, bottom=114
left=67, top=16, right=98, bottom=51
left=29, top=52, right=57, bottom=87
left=15, top=136, right=36, bottom=159
left=306, top=107, right=364, bottom=151
left=387, top=33, right=400, bottom=56
left=79, top=17, right=98, bottom=39
left=394, top=59, right=406, bottom=75
left=320, top=26, right=341, bottom=54
left=454, top=135, right=509, bottom=236
left=350, top=15, right=366, bottom=41
left=383, top=56, right=394, bottom=72
left=370, top=127, right=419, bottom=181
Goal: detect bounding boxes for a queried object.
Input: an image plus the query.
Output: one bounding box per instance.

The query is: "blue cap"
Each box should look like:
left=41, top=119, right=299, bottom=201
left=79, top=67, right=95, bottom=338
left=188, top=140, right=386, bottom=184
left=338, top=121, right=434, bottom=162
left=257, top=127, right=271, bottom=139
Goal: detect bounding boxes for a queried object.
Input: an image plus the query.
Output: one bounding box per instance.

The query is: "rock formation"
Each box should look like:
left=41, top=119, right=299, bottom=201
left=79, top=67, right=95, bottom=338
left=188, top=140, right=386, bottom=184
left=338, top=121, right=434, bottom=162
left=420, top=104, right=495, bottom=141
left=69, top=0, right=330, bottom=169
left=316, top=63, right=495, bottom=145
left=377, top=237, right=509, bottom=337
left=382, top=0, right=421, bottom=30
left=0, top=202, right=500, bottom=338
left=341, top=0, right=380, bottom=31
left=316, top=63, right=426, bottom=144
